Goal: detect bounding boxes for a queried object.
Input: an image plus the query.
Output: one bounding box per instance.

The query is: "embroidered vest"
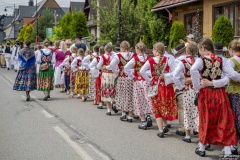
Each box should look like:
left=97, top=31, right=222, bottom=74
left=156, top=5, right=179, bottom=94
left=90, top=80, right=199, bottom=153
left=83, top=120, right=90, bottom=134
left=40, top=50, right=53, bottom=65
left=226, top=57, right=240, bottom=94
left=149, top=56, right=169, bottom=85
left=76, top=59, right=82, bottom=68
left=181, top=56, right=195, bottom=78
left=134, top=55, right=149, bottom=81
left=117, top=54, right=130, bottom=77
left=201, top=55, right=222, bottom=81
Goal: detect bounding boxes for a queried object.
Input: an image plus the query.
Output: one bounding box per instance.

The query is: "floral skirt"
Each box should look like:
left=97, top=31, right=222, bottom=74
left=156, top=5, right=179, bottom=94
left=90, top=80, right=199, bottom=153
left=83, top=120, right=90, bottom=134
left=183, top=87, right=199, bottom=131
left=151, top=84, right=178, bottom=120
left=133, top=80, right=152, bottom=116
left=38, top=66, right=54, bottom=91
left=95, top=75, right=102, bottom=103
left=115, top=76, right=134, bottom=112
left=75, top=70, right=89, bottom=95
left=101, top=72, right=117, bottom=102
left=198, top=88, right=237, bottom=146
left=89, top=73, right=96, bottom=99
left=13, top=65, right=37, bottom=91
left=64, top=69, right=71, bottom=90
left=70, top=72, right=76, bottom=88
left=228, top=93, right=240, bottom=139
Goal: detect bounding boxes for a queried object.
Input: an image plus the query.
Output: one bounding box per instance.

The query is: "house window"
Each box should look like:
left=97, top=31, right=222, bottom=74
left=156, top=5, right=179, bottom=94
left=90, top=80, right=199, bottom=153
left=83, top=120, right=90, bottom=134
left=213, top=2, right=240, bottom=36
left=184, top=12, right=203, bottom=35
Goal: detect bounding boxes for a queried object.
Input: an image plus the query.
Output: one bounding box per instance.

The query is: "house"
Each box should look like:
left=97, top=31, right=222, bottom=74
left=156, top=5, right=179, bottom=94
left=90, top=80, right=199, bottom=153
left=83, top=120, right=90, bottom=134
left=69, top=2, right=85, bottom=12
left=0, top=15, right=14, bottom=43
left=152, top=0, right=240, bottom=38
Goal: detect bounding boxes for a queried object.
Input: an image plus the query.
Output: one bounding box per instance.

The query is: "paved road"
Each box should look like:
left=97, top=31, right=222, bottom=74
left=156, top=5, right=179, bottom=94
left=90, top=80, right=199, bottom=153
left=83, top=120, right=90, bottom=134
left=0, top=67, right=226, bottom=160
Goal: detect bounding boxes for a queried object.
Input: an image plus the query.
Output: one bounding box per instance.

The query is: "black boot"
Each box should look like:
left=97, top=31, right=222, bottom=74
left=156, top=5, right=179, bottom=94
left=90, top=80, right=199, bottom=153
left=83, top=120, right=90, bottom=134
left=146, top=115, right=152, bottom=127
left=26, top=91, right=30, bottom=101
left=43, top=96, right=48, bottom=101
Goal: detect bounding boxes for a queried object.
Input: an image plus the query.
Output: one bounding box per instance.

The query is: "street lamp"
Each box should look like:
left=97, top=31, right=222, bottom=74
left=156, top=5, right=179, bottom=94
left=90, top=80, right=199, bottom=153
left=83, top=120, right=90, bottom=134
left=115, top=0, right=121, bottom=51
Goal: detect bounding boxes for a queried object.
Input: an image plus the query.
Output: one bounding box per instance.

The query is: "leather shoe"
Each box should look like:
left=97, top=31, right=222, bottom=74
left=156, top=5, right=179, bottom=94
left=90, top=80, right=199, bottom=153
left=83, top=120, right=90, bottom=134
left=182, top=137, right=191, bottom=143
left=97, top=106, right=103, bottom=109
left=176, top=130, right=186, bottom=136
left=157, top=132, right=164, bottom=138
left=120, top=115, right=127, bottom=121
left=163, top=126, right=169, bottom=133
left=106, top=112, right=111, bottom=116
left=231, top=147, right=238, bottom=155
left=146, top=115, right=152, bottom=127
left=43, top=97, right=48, bottom=101
left=112, top=105, right=118, bottom=113
left=205, top=144, right=211, bottom=150
left=138, top=124, right=147, bottom=130
left=193, top=131, right=198, bottom=135
left=195, top=148, right=205, bottom=157
left=127, top=118, right=133, bottom=123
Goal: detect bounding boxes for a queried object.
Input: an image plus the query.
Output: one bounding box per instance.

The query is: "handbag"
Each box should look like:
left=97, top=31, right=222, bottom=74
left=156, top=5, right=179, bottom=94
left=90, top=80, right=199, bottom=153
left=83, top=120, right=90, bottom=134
left=147, top=78, right=160, bottom=98
left=40, top=63, right=49, bottom=71
left=194, top=93, right=199, bottom=106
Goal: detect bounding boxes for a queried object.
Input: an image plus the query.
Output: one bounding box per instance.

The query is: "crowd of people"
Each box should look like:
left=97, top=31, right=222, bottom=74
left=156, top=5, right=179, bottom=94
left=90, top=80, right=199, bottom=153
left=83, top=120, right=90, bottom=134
left=0, top=33, right=240, bottom=158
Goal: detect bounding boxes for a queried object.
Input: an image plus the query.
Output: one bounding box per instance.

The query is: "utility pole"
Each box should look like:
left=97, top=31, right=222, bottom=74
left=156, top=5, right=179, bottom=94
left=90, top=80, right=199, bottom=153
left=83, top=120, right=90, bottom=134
left=13, top=4, right=15, bottom=39
left=36, top=0, right=39, bottom=44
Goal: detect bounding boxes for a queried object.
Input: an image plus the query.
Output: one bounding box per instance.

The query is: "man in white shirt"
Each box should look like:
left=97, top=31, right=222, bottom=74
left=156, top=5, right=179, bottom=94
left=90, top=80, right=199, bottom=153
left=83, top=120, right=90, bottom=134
left=11, top=41, right=20, bottom=72
left=4, top=43, right=12, bottom=70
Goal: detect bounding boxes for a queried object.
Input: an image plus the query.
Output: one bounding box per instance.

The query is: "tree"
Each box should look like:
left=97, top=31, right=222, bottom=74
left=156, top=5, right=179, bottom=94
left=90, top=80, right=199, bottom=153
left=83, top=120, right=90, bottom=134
left=191, top=9, right=202, bottom=43
left=71, top=11, right=89, bottom=38
left=169, top=21, right=186, bottom=49
left=58, top=12, right=73, bottom=39
left=18, top=24, right=34, bottom=42
left=31, top=8, right=54, bottom=42
left=212, top=15, right=234, bottom=47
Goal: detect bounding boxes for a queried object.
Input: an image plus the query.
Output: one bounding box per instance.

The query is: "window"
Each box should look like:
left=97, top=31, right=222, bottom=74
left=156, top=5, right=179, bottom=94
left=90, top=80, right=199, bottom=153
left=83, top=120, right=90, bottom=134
left=213, top=2, right=240, bottom=36
left=184, top=12, right=203, bottom=35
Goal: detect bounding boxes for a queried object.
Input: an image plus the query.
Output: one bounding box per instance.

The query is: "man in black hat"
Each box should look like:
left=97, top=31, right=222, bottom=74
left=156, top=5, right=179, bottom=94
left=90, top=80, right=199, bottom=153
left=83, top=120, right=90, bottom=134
left=213, top=42, right=228, bottom=63
left=71, top=34, right=88, bottom=52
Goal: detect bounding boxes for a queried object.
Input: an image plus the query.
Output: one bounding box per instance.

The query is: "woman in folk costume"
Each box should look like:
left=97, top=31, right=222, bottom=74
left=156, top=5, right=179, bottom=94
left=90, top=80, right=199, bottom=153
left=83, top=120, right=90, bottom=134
left=54, top=41, right=71, bottom=92
left=226, top=39, right=240, bottom=155
left=124, top=42, right=152, bottom=128
left=140, top=42, right=178, bottom=138
left=173, top=42, right=199, bottom=143
left=97, top=43, right=118, bottom=115
left=90, top=46, right=105, bottom=109
left=37, top=41, right=56, bottom=101
left=13, top=40, right=37, bottom=101
left=107, top=41, right=135, bottom=121
left=190, top=38, right=239, bottom=157
left=69, top=48, right=84, bottom=98
left=59, top=46, right=78, bottom=96
left=72, top=48, right=89, bottom=101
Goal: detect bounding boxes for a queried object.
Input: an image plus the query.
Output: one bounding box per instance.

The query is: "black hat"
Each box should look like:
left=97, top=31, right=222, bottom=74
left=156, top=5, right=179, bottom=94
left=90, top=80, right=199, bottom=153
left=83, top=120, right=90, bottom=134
left=173, top=44, right=186, bottom=55
left=75, top=34, right=82, bottom=39
left=213, top=42, right=223, bottom=55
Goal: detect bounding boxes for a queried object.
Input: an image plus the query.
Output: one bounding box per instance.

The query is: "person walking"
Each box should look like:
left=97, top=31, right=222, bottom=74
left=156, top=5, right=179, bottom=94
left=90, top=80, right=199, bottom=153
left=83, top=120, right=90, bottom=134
left=4, top=42, right=12, bottom=70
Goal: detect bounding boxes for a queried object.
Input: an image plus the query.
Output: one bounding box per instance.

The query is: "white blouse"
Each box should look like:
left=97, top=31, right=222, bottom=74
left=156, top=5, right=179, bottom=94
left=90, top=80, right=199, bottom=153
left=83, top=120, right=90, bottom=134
left=96, top=52, right=116, bottom=70
left=71, top=56, right=84, bottom=72
left=173, top=55, right=188, bottom=90
left=59, top=55, right=72, bottom=71
left=227, top=56, right=240, bottom=69
left=190, top=55, right=240, bottom=91
left=139, top=54, right=175, bottom=84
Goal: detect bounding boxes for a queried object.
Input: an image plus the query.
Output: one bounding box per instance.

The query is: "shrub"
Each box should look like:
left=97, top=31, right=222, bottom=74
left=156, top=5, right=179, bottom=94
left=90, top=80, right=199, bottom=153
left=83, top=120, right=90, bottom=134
left=169, top=21, right=186, bottom=49
left=212, top=15, right=234, bottom=47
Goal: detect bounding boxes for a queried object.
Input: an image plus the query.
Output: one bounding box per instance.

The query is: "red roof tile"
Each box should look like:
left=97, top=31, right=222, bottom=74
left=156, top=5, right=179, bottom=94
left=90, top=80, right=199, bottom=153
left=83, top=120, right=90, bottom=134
left=153, top=0, right=196, bottom=9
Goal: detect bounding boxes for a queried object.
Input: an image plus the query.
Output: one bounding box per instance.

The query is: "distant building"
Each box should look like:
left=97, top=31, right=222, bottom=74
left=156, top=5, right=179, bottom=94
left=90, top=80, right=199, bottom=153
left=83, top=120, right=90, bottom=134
left=69, top=2, right=85, bottom=12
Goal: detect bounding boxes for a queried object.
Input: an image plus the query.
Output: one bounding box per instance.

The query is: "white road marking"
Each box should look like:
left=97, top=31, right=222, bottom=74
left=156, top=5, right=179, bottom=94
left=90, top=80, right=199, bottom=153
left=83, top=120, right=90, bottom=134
left=0, top=76, right=12, bottom=87
left=53, top=126, right=94, bottom=160
left=41, top=110, right=54, bottom=118
left=87, top=143, right=110, bottom=160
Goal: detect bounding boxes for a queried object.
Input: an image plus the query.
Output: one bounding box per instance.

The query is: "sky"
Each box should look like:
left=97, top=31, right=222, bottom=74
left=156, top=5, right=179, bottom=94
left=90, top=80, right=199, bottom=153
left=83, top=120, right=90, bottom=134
left=0, top=0, right=84, bottom=15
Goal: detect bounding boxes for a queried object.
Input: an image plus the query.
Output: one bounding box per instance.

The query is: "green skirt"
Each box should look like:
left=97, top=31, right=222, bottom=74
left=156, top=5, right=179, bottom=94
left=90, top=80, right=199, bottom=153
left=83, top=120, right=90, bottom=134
left=38, top=66, right=54, bottom=91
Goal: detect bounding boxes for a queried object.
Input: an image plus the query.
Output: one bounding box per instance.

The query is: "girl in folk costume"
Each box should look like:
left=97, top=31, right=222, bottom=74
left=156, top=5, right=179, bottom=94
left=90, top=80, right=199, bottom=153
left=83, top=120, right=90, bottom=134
left=13, top=40, right=37, bottom=101
left=72, top=48, right=89, bottom=102
left=190, top=38, right=239, bottom=157
left=90, top=46, right=104, bottom=108
left=54, top=41, right=71, bottom=92
left=37, top=41, right=56, bottom=101
left=173, top=42, right=199, bottom=143
left=69, top=48, right=84, bottom=98
left=140, top=42, right=178, bottom=138
left=107, top=41, right=135, bottom=121
left=97, top=43, right=118, bottom=115
left=226, top=39, right=240, bottom=154
left=124, top=42, right=152, bottom=128
left=59, top=46, right=78, bottom=96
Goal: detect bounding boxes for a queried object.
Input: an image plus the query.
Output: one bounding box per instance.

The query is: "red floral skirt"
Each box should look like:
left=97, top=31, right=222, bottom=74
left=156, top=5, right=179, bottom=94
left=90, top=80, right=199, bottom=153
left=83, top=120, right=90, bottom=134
left=198, top=88, right=237, bottom=146
left=151, top=84, right=178, bottom=121
left=95, top=74, right=102, bottom=103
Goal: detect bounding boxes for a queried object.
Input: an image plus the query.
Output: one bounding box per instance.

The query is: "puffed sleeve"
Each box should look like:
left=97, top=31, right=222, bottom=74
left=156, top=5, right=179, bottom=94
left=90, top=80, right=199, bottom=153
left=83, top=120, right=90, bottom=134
left=227, top=58, right=235, bottom=69
left=96, top=56, right=103, bottom=70
left=124, top=58, right=135, bottom=80
left=71, top=58, right=78, bottom=72
left=81, top=55, right=91, bottom=70
left=90, top=58, right=98, bottom=70
left=173, top=61, right=185, bottom=90
left=36, top=50, right=42, bottom=64
left=164, top=57, right=175, bottom=85
left=212, top=75, right=229, bottom=88
left=190, top=58, right=203, bottom=91
left=106, top=54, right=119, bottom=74
left=222, top=58, right=240, bottom=82
left=140, top=60, right=152, bottom=82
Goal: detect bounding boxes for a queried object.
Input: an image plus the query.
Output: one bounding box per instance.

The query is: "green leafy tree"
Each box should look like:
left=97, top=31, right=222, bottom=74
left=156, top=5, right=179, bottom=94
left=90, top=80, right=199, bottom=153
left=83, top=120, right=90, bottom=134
left=18, top=24, right=34, bottom=42
left=71, top=11, right=89, bottom=38
left=212, top=15, right=234, bottom=47
left=169, top=21, right=186, bottom=48
left=58, top=12, right=73, bottom=39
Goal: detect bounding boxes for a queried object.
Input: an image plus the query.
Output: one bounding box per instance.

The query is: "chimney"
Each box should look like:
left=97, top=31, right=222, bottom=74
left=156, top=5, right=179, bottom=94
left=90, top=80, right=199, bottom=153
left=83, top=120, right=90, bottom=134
left=29, top=0, right=34, bottom=6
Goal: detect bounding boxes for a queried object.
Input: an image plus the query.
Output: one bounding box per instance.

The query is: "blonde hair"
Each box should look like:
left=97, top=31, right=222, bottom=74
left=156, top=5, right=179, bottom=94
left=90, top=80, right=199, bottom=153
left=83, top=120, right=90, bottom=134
left=54, top=41, right=60, bottom=48
left=70, top=46, right=77, bottom=54
left=93, top=45, right=100, bottom=53
left=85, top=50, right=92, bottom=55
left=104, top=43, right=112, bottom=53
left=153, top=42, right=165, bottom=55
left=77, top=48, right=85, bottom=57
left=135, top=42, right=147, bottom=54
left=43, top=40, right=50, bottom=47
left=99, top=46, right=105, bottom=55
left=186, top=42, right=198, bottom=55
left=120, top=41, right=130, bottom=51
left=60, top=41, right=68, bottom=53
left=229, top=39, right=240, bottom=52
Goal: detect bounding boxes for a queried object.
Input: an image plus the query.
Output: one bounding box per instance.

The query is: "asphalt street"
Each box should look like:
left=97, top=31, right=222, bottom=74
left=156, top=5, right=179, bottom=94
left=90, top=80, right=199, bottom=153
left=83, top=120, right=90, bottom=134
left=0, top=67, right=230, bottom=160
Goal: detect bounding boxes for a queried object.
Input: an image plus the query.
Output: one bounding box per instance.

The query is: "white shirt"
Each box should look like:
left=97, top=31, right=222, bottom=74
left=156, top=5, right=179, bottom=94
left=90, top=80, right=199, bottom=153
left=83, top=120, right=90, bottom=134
left=227, top=56, right=240, bottom=69
left=11, top=45, right=19, bottom=59
left=96, top=52, right=116, bottom=70
left=190, top=55, right=240, bottom=91
left=71, top=56, right=84, bottom=72
left=140, top=53, right=175, bottom=83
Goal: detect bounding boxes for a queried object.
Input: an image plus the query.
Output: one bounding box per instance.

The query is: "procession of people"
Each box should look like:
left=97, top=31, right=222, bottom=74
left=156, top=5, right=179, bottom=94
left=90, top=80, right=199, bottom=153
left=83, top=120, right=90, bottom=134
left=0, top=33, right=240, bottom=158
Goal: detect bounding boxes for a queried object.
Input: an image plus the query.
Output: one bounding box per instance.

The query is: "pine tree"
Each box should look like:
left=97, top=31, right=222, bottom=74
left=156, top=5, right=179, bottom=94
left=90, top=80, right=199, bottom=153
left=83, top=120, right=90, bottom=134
left=191, top=9, right=202, bottom=43
left=169, top=21, right=186, bottom=48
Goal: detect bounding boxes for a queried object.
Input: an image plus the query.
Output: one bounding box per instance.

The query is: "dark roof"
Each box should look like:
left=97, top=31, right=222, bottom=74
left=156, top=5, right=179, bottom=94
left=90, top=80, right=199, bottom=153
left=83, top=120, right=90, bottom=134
left=3, top=16, right=14, bottom=28
left=152, top=0, right=199, bottom=11
left=16, top=5, right=36, bottom=20
left=61, top=7, right=69, bottom=13
left=37, top=8, right=65, bottom=17
left=70, top=2, right=85, bottom=12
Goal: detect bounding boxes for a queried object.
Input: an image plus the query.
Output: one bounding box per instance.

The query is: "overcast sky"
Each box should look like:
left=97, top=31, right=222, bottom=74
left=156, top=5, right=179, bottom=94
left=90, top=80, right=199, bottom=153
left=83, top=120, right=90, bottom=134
left=0, top=0, right=84, bottom=15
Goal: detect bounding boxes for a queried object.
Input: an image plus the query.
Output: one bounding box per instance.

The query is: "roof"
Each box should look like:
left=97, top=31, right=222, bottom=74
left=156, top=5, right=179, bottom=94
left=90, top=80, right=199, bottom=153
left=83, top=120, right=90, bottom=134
left=70, top=2, right=85, bottom=12
left=3, top=16, right=14, bottom=28
left=152, top=0, right=199, bottom=11
left=23, top=17, right=36, bottom=25
left=61, top=7, right=69, bottom=13
left=15, top=5, right=36, bottom=20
